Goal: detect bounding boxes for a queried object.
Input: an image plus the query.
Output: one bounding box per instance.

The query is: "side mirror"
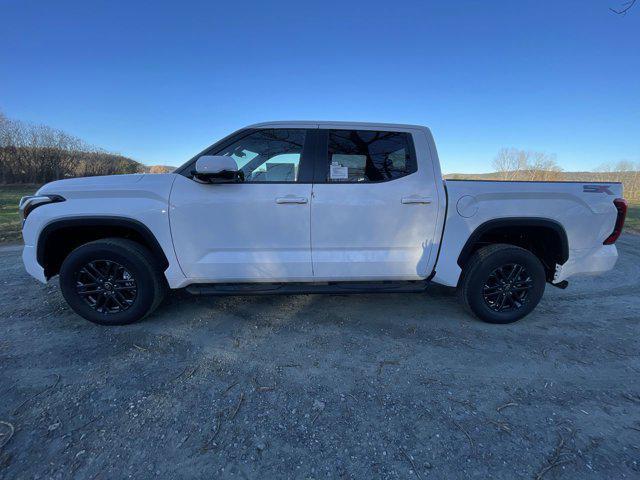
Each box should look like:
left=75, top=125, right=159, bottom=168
left=192, top=155, right=243, bottom=183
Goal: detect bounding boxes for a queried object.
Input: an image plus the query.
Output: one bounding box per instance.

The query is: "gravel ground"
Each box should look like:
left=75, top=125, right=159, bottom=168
left=1, top=235, right=639, bottom=479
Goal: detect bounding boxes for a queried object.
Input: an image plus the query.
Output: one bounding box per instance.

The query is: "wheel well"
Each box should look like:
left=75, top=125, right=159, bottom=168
left=37, top=218, right=169, bottom=279
left=457, top=219, right=569, bottom=281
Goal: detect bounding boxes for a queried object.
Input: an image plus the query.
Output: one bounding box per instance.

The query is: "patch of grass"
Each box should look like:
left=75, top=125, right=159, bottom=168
left=0, top=185, right=39, bottom=243
left=626, top=202, right=640, bottom=234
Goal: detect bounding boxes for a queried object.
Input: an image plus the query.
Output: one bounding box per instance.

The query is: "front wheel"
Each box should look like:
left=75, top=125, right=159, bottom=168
left=59, top=238, right=166, bottom=325
left=459, top=244, right=546, bottom=324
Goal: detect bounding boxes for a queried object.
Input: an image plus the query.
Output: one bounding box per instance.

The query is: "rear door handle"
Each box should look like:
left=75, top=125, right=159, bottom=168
left=401, top=196, right=432, bottom=204
left=276, top=196, right=308, bottom=204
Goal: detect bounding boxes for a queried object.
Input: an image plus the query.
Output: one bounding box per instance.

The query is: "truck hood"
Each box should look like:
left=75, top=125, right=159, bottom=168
left=37, top=174, right=146, bottom=194
left=36, top=173, right=178, bottom=203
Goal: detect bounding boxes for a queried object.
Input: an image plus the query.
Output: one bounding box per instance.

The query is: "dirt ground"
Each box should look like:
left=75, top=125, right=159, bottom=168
left=1, top=235, right=639, bottom=479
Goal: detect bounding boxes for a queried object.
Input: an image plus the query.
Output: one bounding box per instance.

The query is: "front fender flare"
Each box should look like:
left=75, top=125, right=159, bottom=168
left=36, top=216, right=170, bottom=271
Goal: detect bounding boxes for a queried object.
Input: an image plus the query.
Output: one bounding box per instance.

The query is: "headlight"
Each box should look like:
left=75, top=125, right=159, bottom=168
left=19, top=194, right=65, bottom=220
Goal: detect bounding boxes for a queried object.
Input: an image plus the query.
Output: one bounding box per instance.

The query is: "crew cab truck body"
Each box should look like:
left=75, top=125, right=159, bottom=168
left=20, top=121, right=626, bottom=325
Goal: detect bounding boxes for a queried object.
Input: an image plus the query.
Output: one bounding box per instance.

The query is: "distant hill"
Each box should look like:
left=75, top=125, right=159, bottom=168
left=144, top=165, right=175, bottom=174
left=0, top=146, right=144, bottom=184
left=445, top=170, right=640, bottom=203
left=1, top=111, right=149, bottom=184
left=445, top=171, right=639, bottom=182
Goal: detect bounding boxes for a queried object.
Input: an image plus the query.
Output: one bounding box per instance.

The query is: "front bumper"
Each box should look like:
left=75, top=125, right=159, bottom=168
left=554, top=244, right=618, bottom=283
left=22, top=245, right=46, bottom=283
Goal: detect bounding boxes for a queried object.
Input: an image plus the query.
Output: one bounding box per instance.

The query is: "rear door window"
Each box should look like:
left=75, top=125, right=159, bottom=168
left=323, top=130, right=416, bottom=183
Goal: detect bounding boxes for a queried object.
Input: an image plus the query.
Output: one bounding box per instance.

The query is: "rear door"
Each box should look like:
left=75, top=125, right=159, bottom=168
left=170, top=128, right=315, bottom=282
left=310, top=128, right=439, bottom=280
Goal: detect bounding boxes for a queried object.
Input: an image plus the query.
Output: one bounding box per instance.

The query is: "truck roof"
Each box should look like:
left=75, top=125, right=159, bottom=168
left=245, top=120, right=429, bottom=131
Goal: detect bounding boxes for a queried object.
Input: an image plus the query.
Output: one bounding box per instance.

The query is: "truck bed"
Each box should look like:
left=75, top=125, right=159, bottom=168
left=431, top=179, right=623, bottom=287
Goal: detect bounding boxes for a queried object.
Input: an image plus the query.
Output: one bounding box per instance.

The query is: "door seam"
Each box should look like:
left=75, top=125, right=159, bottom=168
left=309, top=184, right=315, bottom=277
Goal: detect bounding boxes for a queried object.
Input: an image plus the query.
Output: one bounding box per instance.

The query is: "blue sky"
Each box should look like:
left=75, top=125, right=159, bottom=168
left=1, top=0, right=638, bottom=173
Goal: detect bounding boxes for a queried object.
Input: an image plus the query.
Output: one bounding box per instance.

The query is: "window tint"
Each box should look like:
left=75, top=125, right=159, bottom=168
left=215, top=129, right=306, bottom=182
left=326, top=130, right=415, bottom=183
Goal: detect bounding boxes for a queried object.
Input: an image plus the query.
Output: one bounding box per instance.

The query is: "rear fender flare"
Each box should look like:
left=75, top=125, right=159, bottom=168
left=457, top=217, right=569, bottom=268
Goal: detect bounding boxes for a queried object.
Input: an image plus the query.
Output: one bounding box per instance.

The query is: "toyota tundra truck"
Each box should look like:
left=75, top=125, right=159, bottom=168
left=19, top=121, right=627, bottom=325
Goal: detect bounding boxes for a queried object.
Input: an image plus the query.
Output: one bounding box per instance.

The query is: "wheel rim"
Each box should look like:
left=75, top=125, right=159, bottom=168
left=482, top=263, right=533, bottom=312
left=75, top=260, right=137, bottom=314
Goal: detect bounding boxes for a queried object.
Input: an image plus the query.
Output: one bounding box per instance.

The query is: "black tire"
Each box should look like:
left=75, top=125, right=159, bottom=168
left=458, top=244, right=546, bottom=324
left=59, top=238, right=167, bottom=325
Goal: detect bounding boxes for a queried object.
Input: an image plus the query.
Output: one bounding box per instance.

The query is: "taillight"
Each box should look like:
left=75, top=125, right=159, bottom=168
left=603, top=198, right=627, bottom=245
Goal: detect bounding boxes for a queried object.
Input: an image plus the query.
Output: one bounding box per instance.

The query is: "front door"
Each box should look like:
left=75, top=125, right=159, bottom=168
left=310, top=128, right=439, bottom=280
left=170, top=128, right=314, bottom=282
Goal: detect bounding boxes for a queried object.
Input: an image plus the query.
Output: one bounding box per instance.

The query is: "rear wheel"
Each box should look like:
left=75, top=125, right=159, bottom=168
left=59, top=238, right=166, bottom=325
left=459, top=244, right=546, bottom=324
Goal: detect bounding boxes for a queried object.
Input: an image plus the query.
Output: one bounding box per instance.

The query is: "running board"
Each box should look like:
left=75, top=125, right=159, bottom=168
left=186, top=280, right=429, bottom=296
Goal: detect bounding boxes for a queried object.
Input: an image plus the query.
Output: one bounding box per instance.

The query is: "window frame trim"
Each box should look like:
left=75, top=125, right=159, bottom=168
left=175, top=128, right=316, bottom=184
left=311, top=129, right=419, bottom=185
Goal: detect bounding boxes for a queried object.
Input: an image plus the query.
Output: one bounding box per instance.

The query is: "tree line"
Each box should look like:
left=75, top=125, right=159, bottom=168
left=2, top=111, right=637, bottom=201
left=0, top=111, right=145, bottom=184
left=448, top=148, right=639, bottom=202
left=590, top=161, right=640, bottom=202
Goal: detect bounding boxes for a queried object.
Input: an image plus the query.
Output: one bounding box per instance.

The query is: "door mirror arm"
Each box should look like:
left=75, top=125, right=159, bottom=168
left=191, top=169, right=244, bottom=183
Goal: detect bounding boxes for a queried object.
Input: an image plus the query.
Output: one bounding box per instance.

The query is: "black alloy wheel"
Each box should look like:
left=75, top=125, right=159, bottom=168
left=459, top=244, right=546, bottom=324
left=481, top=263, right=533, bottom=312
left=75, top=259, right=138, bottom=314
left=59, top=238, right=166, bottom=325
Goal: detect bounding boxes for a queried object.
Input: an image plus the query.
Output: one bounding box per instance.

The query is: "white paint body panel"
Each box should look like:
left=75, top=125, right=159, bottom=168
left=310, top=126, right=444, bottom=280
left=22, top=173, right=187, bottom=288
left=169, top=175, right=313, bottom=283
left=21, top=121, right=621, bottom=292
left=311, top=177, right=436, bottom=280
left=433, top=180, right=622, bottom=287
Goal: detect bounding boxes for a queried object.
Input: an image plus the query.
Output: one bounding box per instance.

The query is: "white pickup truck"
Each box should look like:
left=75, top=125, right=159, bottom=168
left=20, top=121, right=627, bottom=325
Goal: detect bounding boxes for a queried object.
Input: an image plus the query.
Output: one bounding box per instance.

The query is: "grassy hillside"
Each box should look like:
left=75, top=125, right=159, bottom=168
left=0, top=184, right=38, bottom=243
left=628, top=203, right=640, bottom=233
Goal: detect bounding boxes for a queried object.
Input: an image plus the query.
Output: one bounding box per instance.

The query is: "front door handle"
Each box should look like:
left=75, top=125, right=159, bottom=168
left=276, top=196, right=308, bottom=204
left=401, top=196, right=432, bottom=205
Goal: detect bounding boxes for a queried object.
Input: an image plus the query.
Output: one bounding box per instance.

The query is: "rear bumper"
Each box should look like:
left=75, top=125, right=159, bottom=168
left=554, top=244, right=618, bottom=283
left=22, top=245, right=46, bottom=283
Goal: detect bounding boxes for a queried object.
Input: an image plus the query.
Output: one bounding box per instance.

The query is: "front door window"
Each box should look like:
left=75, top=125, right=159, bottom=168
left=215, top=129, right=307, bottom=183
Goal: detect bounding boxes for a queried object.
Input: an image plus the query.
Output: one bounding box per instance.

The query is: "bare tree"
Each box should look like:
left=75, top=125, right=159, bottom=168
left=492, top=148, right=521, bottom=180
left=0, top=111, right=144, bottom=184
left=492, top=148, right=562, bottom=181
left=594, top=160, right=640, bottom=201
left=526, top=151, right=563, bottom=181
